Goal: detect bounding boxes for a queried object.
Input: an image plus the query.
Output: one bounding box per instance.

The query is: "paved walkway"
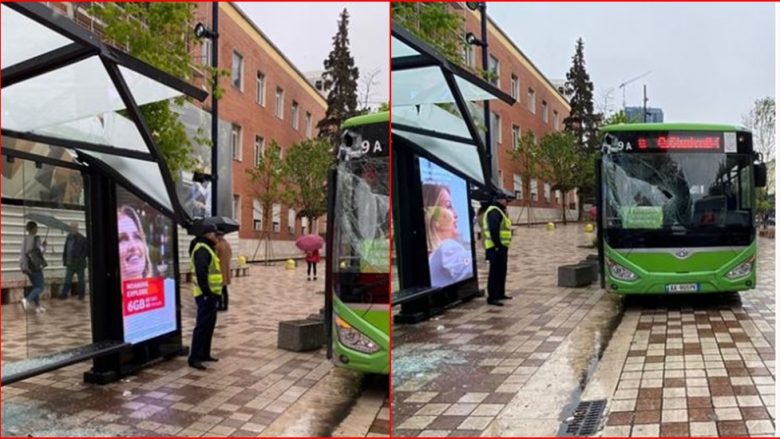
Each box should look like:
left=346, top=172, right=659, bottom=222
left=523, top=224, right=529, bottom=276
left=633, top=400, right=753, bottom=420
left=392, top=224, right=775, bottom=437
left=2, top=264, right=387, bottom=437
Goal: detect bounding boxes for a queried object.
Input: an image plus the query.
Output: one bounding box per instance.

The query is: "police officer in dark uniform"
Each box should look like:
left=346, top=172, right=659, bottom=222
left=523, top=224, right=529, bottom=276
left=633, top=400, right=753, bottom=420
left=482, top=193, right=513, bottom=306
left=188, top=224, right=223, bottom=370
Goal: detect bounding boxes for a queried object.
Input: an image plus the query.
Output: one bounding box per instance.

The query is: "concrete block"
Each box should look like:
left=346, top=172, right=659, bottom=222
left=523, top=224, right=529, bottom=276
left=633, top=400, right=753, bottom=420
left=277, top=319, right=325, bottom=352
left=558, top=264, right=593, bottom=287
left=578, top=258, right=600, bottom=280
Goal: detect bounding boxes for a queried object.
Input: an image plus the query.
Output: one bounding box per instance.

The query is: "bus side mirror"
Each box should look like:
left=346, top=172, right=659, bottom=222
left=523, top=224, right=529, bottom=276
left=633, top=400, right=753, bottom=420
left=754, top=163, right=767, bottom=188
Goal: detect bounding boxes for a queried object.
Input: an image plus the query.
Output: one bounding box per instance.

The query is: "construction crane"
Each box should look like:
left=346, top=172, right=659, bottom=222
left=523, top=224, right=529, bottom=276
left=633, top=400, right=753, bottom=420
left=618, top=71, right=651, bottom=110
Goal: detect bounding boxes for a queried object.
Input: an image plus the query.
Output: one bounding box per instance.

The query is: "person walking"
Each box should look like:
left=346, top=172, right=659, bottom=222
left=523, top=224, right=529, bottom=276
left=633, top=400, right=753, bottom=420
left=19, top=221, right=48, bottom=313
left=59, top=222, right=89, bottom=300
left=305, top=248, right=320, bottom=281
left=188, top=224, right=223, bottom=370
left=214, top=230, right=232, bottom=312
left=482, top=194, right=513, bottom=306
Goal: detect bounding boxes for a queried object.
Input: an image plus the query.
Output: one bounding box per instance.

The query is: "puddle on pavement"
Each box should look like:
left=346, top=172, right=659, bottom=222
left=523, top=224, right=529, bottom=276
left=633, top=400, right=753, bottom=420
left=556, top=293, right=624, bottom=435
left=2, top=400, right=121, bottom=437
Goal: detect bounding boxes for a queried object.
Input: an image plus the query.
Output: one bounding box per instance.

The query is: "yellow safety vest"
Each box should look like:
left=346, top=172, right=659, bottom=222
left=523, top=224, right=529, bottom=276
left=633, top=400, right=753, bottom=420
left=191, top=242, right=223, bottom=297
left=482, top=205, right=512, bottom=250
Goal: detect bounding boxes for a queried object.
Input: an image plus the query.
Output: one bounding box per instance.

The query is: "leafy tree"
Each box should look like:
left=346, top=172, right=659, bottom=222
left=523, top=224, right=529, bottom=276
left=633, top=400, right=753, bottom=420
left=246, top=141, right=286, bottom=263
left=743, top=97, right=775, bottom=161
left=317, top=9, right=360, bottom=146
left=88, top=3, right=211, bottom=178
left=510, top=131, right=541, bottom=226
left=392, top=2, right=465, bottom=66
left=283, top=139, right=335, bottom=229
left=602, top=110, right=629, bottom=127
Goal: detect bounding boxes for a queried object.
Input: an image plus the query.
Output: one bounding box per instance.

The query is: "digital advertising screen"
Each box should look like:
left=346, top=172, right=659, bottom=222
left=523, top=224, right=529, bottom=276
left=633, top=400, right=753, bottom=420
left=418, top=157, right=473, bottom=288
left=116, top=187, right=177, bottom=344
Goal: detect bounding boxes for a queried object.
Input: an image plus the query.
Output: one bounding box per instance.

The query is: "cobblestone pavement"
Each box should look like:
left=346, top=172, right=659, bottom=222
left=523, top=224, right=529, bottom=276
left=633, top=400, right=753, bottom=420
left=1, top=265, right=388, bottom=437
left=392, top=224, right=775, bottom=437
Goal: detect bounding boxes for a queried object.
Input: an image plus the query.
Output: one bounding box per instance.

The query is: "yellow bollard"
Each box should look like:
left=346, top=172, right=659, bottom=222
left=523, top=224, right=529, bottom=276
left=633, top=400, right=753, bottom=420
left=285, top=259, right=296, bottom=270
left=237, top=255, right=247, bottom=266
left=545, top=222, right=555, bottom=231
left=584, top=223, right=594, bottom=233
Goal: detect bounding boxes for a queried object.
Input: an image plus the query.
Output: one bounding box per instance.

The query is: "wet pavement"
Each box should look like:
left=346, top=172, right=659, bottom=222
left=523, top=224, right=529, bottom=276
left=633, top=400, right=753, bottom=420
left=391, top=224, right=775, bottom=437
left=1, top=265, right=388, bottom=437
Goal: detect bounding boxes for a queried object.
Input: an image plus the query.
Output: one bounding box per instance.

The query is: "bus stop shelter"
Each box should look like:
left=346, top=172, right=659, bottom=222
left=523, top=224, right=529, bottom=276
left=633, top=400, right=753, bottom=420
left=1, top=3, right=207, bottom=384
left=391, top=23, right=515, bottom=323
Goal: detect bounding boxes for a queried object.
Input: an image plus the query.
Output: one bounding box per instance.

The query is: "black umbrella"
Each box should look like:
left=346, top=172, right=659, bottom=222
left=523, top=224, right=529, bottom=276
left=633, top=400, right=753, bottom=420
left=25, top=213, right=72, bottom=233
left=189, top=216, right=239, bottom=235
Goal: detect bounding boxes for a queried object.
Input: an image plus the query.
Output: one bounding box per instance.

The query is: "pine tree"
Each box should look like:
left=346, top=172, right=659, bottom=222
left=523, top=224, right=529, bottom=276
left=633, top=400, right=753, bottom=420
left=317, top=9, right=360, bottom=146
left=563, top=38, right=602, bottom=151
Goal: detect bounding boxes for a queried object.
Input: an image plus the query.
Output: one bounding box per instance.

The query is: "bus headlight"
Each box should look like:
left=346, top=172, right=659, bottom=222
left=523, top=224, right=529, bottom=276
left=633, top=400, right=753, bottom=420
left=335, top=316, right=379, bottom=354
left=726, top=257, right=754, bottom=279
left=606, top=258, right=638, bottom=281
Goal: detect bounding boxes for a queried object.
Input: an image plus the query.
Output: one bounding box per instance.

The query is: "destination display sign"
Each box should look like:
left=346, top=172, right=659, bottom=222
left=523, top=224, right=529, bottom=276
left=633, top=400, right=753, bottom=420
left=602, top=131, right=742, bottom=154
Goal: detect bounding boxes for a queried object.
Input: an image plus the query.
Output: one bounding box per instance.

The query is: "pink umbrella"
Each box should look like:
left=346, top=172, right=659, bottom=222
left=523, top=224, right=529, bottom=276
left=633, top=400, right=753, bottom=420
left=295, top=234, right=325, bottom=252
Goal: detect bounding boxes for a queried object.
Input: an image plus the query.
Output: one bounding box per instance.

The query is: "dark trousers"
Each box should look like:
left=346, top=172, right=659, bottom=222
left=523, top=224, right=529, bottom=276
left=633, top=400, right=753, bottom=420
left=487, top=247, right=508, bottom=301
left=60, top=266, right=85, bottom=299
left=307, top=262, right=317, bottom=277
left=190, top=294, right=218, bottom=362
left=218, top=285, right=229, bottom=310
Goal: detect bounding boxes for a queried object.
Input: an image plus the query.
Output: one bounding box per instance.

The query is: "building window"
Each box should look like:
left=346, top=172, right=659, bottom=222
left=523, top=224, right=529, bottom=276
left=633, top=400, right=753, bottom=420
left=498, top=170, right=504, bottom=190
left=304, top=112, right=313, bottom=138
left=555, top=189, right=562, bottom=204
left=256, top=72, right=266, bottom=106
left=200, top=38, right=212, bottom=66
left=291, top=101, right=300, bottom=130
left=287, top=209, right=296, bottom=234
left=489, top=54, right=500, bottom=87
left=512, top=125, right=521, bottom=150
left=272, top=203, right=281, bottom=233
left=553, top=110, right=559, bottom=130
left=253, top=199, right=262, bottom=231
left=301, top=217, right=309, bottom=235
left=513, top=174, right=523, bottom=200
left=491, top=112, right=501, bottom=144
left=275, top=87, right=284, bottom=119
left=254, top=135, right=264, bottom=167
left=530, top=179, right=538, bottom=202
left=544, top=183, right=551, bottom=202
left=233, top=194, right=241, bottom=224
left=231, top=51, right=243, bottom=90
left=528, top=88, right=536, bottom=114
left=463, top=41, right=475, bottom=67
left=542, top=100, right=549, bottom=124
left=231, top=124, right=242, bottom=161
left=510, top=74, right=519, bottom=100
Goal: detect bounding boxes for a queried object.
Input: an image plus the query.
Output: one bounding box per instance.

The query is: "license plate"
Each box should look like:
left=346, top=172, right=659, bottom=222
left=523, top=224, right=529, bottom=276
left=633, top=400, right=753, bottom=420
left=665, top=283, right=699, bottom=293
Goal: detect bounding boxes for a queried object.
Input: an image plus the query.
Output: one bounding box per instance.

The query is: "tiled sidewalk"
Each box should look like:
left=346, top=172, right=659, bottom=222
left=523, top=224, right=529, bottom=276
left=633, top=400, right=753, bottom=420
left=392, top=224, right=775, bottom=437
left=392, top=224, right=607, bottom=437
left=601, top=238, right=775, bottom=437
left=2, top=265, right=385, bottom=437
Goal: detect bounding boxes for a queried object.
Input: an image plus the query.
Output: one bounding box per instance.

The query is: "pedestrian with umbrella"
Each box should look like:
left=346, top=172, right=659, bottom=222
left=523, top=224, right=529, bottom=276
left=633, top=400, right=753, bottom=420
left=296, top=234, right=324, bottom=281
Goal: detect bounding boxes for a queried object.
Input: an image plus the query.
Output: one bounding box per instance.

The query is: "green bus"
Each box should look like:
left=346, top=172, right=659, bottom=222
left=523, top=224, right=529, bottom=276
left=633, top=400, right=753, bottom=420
left=325, top=112, right=389, bottom=374
left=598, top=123, right=767, bottom=295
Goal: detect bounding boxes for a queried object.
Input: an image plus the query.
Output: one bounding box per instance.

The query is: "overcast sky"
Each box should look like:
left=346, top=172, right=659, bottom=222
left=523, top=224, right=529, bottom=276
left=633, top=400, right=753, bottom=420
left=489, top=3, right=774, bottom=125
left=236, top=2, right=389, bottom=107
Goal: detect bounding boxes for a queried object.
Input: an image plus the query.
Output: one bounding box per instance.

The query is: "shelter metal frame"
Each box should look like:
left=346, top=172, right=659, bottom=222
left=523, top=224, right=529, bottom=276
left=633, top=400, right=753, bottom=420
left=2, top=2, right=208, bottom=225
left=391, top=22, right=514, bottom=192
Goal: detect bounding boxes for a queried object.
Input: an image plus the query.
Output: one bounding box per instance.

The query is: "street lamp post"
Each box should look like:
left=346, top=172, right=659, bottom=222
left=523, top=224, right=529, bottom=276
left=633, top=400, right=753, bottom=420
left=465, top=2, right=493, bottom=190
left=194, top=4, right=219, bottom=217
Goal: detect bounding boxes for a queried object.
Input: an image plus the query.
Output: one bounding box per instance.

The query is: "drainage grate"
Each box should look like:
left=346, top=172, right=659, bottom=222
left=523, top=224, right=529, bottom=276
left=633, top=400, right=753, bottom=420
left=562, top=399, right=607, bottom=436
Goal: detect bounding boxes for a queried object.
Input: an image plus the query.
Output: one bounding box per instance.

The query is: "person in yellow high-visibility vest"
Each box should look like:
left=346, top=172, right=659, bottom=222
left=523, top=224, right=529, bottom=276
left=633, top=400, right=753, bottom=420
left=482, top=193, right=512, bottom=306
left=188, top=224, right=223, bottom=370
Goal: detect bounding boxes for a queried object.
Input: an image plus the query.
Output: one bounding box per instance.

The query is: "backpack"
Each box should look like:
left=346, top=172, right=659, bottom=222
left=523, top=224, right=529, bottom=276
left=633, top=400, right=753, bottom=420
left=26, top=237, right=47, bottom=272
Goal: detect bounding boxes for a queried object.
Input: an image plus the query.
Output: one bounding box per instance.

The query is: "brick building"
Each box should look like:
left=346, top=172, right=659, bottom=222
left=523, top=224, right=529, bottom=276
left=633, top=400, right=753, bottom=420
left=195, top=3, right=327, bottom=260
left=454, top=4, right=578, bottom=222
